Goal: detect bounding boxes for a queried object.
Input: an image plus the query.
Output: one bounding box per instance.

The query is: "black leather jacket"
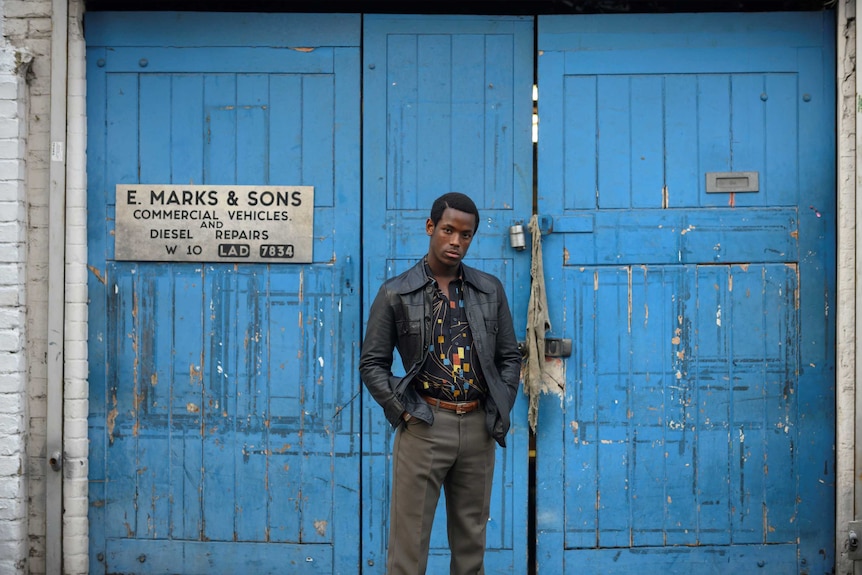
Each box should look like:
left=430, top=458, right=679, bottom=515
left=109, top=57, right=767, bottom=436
left=360, top=259, right=522, bottom=446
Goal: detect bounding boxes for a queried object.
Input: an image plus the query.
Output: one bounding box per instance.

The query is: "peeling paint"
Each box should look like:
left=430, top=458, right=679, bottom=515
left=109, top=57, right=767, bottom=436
left=106, top=392, right=118, bottom=444
left=88, top=264, right=107, bottom=284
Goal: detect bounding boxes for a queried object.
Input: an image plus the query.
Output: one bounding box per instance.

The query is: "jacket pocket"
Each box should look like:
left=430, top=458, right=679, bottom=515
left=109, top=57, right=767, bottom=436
left=396, top=319, right=422, bottom=362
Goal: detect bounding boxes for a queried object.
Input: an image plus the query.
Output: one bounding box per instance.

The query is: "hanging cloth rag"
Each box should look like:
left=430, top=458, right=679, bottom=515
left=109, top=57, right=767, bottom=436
left=523, top=214, right=551, bottom=432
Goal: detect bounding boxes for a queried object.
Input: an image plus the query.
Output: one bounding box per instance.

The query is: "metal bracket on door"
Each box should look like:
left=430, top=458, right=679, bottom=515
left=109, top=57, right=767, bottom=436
left=848, top=521, right=862, bottom=560
left=518, top=338, right=572, bottom=358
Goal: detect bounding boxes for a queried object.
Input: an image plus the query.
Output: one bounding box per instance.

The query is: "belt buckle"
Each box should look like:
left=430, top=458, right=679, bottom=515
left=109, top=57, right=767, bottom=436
left=455, top=401, right=471, bottom=414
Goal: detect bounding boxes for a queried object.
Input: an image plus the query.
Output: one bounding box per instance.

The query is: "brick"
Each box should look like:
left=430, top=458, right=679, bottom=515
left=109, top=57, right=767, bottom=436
left=0, top=159, right=26, bottom=181
left=0, top=264, right=24, bottom=286
left=0, top=221, right=22, bottom=242
left=0, top=476, right=25, bottom=499
left=0, top=351, right=25, bottom=374
left=0, top=100, right=20, bottom=119
left=3, top=19, right=29, bottom=41
left=0, top=491, right=26, bottom=519
left=0, top=82, right=20, bottom=101
left=0, top=453, right=24, bottom=476
left=28, top=18, right=52, bottom=38
left=0, top=331, right=24, bottom=353
left=0, top=392, right=25, bottom=414
left=0, top=244, right=24, bottom=264
left=0, top=412, right=25, bottom=435
left=0, top=373, right=23, bottom=393
left=0, top=307, right=23, bottom=329
left=0, top=140, right=25, bottom=160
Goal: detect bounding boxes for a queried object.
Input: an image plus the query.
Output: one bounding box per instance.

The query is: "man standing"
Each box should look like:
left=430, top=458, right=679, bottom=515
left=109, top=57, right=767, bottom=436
left=360, top=192, right=522, bottom=574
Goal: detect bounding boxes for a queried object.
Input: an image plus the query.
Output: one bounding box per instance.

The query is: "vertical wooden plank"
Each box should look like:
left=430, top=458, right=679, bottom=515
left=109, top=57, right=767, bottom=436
left=597, top=76, right=631, bottom=209
left=630, top=76, right=664, bottom=209
left=266, top=269, right=303, bottom=544
left=761, top=264, right=798, bottom=543
left=763, top=73, right=797, bottom=206
left=171, top=75, right=205, bottom=185
left=562, top=75, right=598, bottom=211
left=795, top=37, right=836, bottom=571
left=594, top=267, right=631, bottom=547
left=629, top=266, right=669, bottom=547
left=537, top=50, right=565, bottom=210
left=694, top=265, right=731, bottom=545
left=105, top=266, right=139, bottom=538
left=237, top=74, right=268, bottom=185
left=86, top=45, right=109, bottom=571
left=726, top=264, right=766, bottom=544
left=560, top=268, right=598, bottom=551
left=269, top=75, right=303, bottom=185
left=698, top=75, right=732, bottom=206
left=663, top=265, right=698, bottom=547
left=169, top=269, right=206, bottom=541
left=201, top=266, right=239, bottom=542
left=664, top=75, right=699, bottom=208
left=417, top=35, right=453, bottom=196
left=388, top=34, right=419, bottom=210
left=303, top=73, right=335, bottom=206
left=299, top=272, right=335, bottom=545
left=234, top=269, right=270, bottom=542
left=451, top=34, right=486, bottom=199
left=729, top=74, right=766, bottom=208
left=484, top=33, right=515, bottom=208
left=204, top=74, right=237, bottom=184
left=332, top=45, right=362, bottom=571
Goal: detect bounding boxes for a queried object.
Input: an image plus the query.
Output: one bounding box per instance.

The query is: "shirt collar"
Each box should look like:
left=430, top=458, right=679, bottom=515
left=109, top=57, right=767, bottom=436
left=423, top=256, right=463, bottom=286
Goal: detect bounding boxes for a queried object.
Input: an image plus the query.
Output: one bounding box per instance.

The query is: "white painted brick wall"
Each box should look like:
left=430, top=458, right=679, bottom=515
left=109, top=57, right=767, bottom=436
left=3, top=0, right=56, bottom=573
left=0, top=35, right=32, bottom=575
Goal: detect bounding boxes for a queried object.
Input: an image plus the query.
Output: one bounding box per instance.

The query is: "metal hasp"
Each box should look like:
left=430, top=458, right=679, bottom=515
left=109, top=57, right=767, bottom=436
left=545, top=338, right=572, bottom=358
left=705, top=171, right=759, bottom=193
left=517, top=338, right=573, bottom=358
left=848, top=521, right=862, bottom=561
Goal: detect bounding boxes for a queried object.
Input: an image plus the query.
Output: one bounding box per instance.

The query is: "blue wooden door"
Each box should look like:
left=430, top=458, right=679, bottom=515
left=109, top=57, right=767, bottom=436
left=361, top=15, right=533, bottom=574
left=535, top=12, right=835, bottom=574
left=86, top=13, right=361, bottom=574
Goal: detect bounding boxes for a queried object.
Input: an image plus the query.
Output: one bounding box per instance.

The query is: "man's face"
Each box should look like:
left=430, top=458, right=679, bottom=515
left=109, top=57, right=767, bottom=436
left=426, top=207, right=477, bottom=272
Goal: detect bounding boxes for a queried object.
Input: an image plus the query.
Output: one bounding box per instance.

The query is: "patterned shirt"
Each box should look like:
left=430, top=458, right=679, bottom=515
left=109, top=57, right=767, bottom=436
left=414, top=260, right=487, bottom=402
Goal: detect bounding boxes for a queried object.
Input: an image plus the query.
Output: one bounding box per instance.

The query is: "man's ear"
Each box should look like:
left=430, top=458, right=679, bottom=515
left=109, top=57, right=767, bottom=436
left=426, top=218, right=435, bottom=236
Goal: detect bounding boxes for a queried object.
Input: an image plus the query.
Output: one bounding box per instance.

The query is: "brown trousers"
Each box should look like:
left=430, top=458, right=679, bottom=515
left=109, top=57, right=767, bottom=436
left=386, top=406, right=497, bottom=575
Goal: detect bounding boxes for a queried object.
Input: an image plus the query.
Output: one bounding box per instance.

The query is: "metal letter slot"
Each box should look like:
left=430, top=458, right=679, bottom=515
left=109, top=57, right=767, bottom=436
left=705, top=171, right=759, bottom=193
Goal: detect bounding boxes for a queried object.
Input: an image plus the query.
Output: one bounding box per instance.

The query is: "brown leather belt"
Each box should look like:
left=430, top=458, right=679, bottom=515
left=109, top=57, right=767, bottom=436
left=422, top=395, right=481, bottom=414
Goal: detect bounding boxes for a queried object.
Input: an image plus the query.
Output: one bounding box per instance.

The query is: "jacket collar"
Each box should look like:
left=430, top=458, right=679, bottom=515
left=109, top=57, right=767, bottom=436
left=393, top=258, right=494, bottom=294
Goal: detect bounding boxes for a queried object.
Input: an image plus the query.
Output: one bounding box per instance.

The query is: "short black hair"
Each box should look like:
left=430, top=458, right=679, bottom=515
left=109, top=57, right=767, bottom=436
left=429, top=192, right=480, bottom=233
